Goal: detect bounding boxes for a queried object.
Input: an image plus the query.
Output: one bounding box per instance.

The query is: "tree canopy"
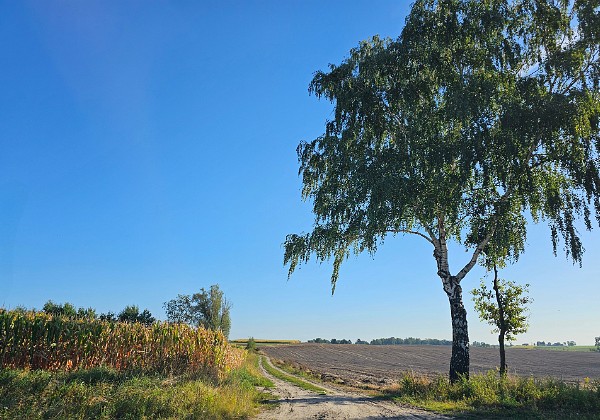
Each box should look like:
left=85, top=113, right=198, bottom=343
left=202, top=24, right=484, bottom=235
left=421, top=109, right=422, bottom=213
left=472, top=274, right=531, bottom=343
left=284, top=0, right=600, bottom=380
left=117, top=305, right=155, bottom=326
left=472, top=266, right=531, bottom=374
left=42, top=300, right=96, bottom=320
left=163, top=284, right=232, bottom=338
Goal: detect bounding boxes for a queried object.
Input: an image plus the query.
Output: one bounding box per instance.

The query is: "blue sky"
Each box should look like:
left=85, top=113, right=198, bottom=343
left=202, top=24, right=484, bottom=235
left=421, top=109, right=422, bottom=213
left=2, top=1, right=598, bottom=346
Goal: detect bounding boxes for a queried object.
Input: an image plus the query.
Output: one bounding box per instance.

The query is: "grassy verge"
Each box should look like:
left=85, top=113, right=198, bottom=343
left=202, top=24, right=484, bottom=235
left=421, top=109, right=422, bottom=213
left=382, top=371, right=600, bottom=419
left=260, top=356, right=327, bottom=395
left=0, top=352, right=273, bottom=419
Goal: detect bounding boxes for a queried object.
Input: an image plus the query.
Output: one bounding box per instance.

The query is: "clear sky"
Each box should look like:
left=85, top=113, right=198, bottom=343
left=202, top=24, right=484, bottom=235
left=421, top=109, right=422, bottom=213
left=2, top=1, right=598, bottom=346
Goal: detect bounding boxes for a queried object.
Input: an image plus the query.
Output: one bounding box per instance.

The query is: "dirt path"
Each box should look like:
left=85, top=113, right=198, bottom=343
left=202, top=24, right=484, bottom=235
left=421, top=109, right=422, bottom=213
left=254, top=356, right=450, bottom=420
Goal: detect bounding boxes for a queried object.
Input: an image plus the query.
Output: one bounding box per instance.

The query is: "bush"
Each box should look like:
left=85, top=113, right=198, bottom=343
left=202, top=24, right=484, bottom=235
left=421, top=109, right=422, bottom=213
left=245, top=337, right=257, bottom=352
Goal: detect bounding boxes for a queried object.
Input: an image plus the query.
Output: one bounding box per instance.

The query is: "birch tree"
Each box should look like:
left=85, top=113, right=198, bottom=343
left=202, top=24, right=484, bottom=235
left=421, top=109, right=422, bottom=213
left=284, top=0, right=600, bottom=381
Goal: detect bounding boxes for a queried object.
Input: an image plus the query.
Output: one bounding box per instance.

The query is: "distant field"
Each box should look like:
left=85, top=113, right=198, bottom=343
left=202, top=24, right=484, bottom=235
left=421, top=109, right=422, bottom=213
left=231, top=339, right=301, bottom=347
left=512, top=345, right=597, bottom=352
left=261, top=343, right=600, bottom=385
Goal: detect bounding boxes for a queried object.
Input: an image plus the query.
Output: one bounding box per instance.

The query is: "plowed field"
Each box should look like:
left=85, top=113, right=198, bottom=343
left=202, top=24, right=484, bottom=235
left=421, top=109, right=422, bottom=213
left=261, top=344, right=600, bottom=386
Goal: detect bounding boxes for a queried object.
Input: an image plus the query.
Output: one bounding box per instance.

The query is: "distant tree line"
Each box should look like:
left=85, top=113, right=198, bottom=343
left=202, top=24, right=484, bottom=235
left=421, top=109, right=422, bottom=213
left=307, top=337, right=588, bottom=348
left=533, top=341, right=577, bottom=347
left=370, top=337, right=452, bottom=346
left=37, top=301, right=156, bottom=326
left=307, top=337, right=453, bottom=345
left=308, top=338, right=352, bottom=344
left=12, top=301, right=156, bottom=326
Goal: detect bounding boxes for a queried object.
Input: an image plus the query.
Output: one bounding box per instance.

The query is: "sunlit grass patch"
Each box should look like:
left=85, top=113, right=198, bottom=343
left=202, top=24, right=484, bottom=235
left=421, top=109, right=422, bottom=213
left=383, top=370, right=600, bottom=419
left=0, top=352, right=273, bottom=419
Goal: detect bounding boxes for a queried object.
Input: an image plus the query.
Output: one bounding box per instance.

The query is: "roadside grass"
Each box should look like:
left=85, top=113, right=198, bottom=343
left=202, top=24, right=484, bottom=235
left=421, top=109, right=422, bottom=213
left=382, top=370, right=600, bottom=419
left=0, top=351, right=274, bottom=419
left=260, top=356, right=327, bottom=395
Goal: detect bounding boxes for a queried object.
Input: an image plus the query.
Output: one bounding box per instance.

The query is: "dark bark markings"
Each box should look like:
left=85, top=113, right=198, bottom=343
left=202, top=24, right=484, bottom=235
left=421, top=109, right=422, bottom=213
left=493, top=265, right=507, bottom=376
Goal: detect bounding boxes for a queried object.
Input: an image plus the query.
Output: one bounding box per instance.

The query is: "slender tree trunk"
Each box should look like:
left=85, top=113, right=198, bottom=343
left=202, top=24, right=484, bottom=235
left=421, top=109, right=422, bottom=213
left=446, top=279, right=470, bottom=382
left=493, top=265, right=507, bottom=376
left=498, top=330, right=506, bottom=376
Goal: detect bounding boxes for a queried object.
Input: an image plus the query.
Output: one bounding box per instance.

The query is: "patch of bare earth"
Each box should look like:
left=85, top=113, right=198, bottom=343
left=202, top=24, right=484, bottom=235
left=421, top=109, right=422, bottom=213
left=255, top=356, right=449, bottom=420
left=261, top=343, right=600, bottom=387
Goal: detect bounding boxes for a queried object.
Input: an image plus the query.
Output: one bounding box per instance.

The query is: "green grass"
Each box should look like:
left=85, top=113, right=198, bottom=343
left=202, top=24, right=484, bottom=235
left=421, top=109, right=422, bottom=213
left=260, top=356, right=327, bottom=395
left=381, top=370, right=600, bottom=419
left=0, top=352, right=273, bottom=419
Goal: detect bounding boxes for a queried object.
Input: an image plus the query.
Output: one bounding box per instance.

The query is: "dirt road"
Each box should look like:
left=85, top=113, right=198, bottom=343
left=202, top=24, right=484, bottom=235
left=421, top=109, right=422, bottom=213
left=254, top=356, right=449, bottom=420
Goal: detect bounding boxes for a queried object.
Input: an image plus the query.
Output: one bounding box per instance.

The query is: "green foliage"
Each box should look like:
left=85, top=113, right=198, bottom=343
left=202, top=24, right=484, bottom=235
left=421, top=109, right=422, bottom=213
left=472, top=276, right=531, bottom=342
left=0, top=353, right=269, bottom=419
left=41, top=301, right=155, bottom=326
left=42, top=300, right=96, bottom=320
left=596, top=337, right=600, bottom=352
left=245, top=337, right=257, bottom=351
left=370, top=337, right=452, bottom=345
left=99, top=311, right=116, bottom=322
left=285, top=0, right=600, bottom=381
left=307, top=338, right=352, bottom=344
left=163, top=284, right=232, bottom=338
left=285, top=0, right=600, bottom=290
left=116, top=305, right=155, bottom=326
left=385, top=371, right=600, bottom=418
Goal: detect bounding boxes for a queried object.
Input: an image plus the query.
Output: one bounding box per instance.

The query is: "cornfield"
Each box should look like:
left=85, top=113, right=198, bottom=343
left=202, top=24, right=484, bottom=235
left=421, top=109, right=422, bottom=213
left=0, top=310, right=244, bottom=380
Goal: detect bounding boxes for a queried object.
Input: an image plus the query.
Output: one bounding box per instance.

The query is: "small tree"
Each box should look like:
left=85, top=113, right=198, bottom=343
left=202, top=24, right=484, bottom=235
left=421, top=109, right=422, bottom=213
left=245, top=337, right=257, bottom=352
left=595, top=337, right=600, bottom=352
left=164, top=284, right=232, bottom=338
left=472, top=266, right=531, bottom=376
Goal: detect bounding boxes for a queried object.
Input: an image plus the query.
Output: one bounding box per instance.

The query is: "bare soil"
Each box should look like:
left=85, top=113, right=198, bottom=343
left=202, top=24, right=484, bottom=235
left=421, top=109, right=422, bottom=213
left=255, top=355, right=449, bottom=419
left=261, top=343, right=600, bottom=387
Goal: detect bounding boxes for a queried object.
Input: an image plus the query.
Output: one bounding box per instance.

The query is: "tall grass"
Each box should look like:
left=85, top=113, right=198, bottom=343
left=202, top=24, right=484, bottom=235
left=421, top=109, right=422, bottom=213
left=0, top=352, right=273, bottom=419
left=0, top=309, right=243, bottom=380
left=385, top=370, right=600, bottom=418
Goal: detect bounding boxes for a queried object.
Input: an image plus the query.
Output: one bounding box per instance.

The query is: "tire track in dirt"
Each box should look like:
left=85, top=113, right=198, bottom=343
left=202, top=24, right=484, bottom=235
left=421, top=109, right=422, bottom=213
left=254, top=355, right=450, bottom=420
